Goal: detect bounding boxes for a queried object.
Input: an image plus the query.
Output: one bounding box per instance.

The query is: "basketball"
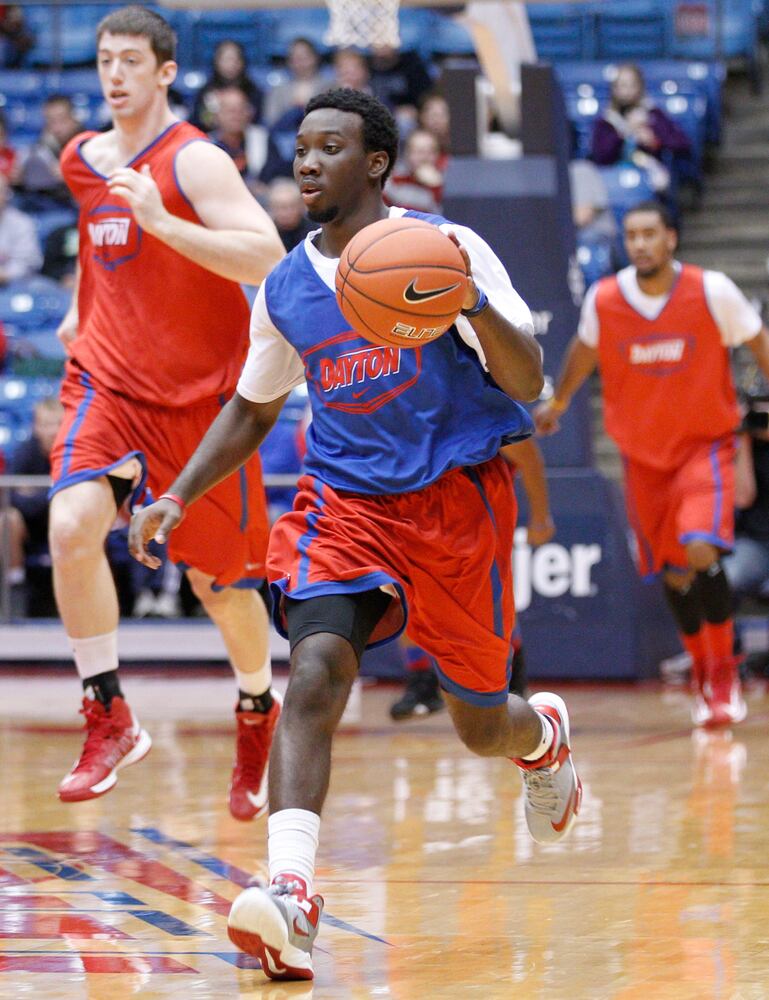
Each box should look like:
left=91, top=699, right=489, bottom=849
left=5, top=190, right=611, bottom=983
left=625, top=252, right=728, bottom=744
left=335, top=217, right=469, bottom=349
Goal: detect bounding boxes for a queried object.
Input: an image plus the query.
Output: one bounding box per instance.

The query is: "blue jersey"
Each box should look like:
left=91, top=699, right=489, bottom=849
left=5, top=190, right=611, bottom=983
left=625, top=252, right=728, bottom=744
left=238, top=208, right=534, bottom=495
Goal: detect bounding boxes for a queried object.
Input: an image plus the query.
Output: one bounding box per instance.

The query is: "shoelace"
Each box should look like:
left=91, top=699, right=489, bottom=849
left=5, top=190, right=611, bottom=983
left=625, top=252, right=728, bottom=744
left=270, top=878, right=304, bottom=898
left=522, top=767, right=561, bottom=814
left=76, top=703, right=124, bottom=765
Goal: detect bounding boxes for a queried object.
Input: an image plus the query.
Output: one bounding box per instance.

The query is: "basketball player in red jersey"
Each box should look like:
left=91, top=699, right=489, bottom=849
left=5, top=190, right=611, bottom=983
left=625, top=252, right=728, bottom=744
left=536, top=201, right=769, bottom=728
left=49, top=6, right=286, bottom=815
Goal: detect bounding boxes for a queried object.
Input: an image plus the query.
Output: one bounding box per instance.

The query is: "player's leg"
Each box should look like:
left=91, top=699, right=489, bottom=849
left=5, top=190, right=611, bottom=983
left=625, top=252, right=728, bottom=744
left=662, top=566, right=710, bottom=723
left=677, top=439, right=744, bottom=726
left=186, top=567, right=279, bottom=821
left=406, top=457, right=581, bottom=845
left=50, top=473, right=151, bottom=801
left=0, top=506, right=28, bottom=612
left=227, top=589, right=390, bottom=980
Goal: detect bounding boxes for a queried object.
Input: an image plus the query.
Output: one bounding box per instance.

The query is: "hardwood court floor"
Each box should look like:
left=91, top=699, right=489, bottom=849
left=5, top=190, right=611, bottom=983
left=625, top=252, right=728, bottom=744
left=1, top=672, right=768, bottom=999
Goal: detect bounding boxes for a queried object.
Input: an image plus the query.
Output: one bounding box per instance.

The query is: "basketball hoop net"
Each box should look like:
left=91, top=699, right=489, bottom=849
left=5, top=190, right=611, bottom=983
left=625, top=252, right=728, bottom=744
left=324, top=0, right=401, bottom=49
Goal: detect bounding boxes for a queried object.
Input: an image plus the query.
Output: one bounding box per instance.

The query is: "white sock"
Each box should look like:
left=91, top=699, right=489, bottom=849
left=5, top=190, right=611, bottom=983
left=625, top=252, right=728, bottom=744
left=268, top=808, right=320, bottom=892
left=234, top=649, right=272, bottom=697
left=8, top=567, right=25, bottom=586
left=69, top=631, right=118, bottom=681
left=521, top=713, right=556, bottom=761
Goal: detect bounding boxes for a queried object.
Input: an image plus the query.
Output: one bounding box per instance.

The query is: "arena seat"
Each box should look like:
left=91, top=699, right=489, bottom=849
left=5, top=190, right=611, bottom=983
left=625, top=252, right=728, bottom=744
left=189, top=10, right=273, bottom=69
left=262, top=8, right=331, bottom=59
left=527, top=3, right=596, bottom=61
left=0, top=279, right=71, bottom=334
left=23, top=5, right=111, bottom=67
left=598, top=162, right=657, bottom=227
left=593, top=1, right=670, bottom=61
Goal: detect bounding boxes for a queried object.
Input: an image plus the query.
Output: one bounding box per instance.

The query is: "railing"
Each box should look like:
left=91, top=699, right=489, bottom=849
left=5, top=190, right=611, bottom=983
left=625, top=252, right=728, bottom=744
left=0, top=472, right=300, bottom=622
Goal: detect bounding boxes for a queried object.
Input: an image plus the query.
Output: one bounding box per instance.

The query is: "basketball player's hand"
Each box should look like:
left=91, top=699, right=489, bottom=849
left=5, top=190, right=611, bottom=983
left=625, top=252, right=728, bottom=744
left=447, top=231, right=480, bottom=312
left=106, top=164, right=168, bottom=237
left=56, top=309, right=78, bottom=352
left=527, top=515, right=556, bottom=547
left=533, top=400, right=563, bottom=436
left=128, top=499, right=183, bottom=569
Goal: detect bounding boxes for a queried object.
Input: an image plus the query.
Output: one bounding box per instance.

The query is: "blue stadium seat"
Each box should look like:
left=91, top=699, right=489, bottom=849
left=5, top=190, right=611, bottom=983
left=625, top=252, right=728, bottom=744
left=0, top=69, right=44, bottom=98
left=262, top=8, right=331, bottom=59
left=576, top=236, right=615, bottom=287
left=189, top=10, right=273, bottom=69
left=593, top=1, right=670, bottom=61
left=424, top=10, right=476, bottom=56
left=670, top=0, right=760, bottom=61
left=24, top=5, right=116, bottom=67
left=0, top=278, right=72, bottom=333
left=31, top=208, right=78, bottom=246
left=598, top=163, right=657, bottom=231
left=527, top=3, right=595, bottom=62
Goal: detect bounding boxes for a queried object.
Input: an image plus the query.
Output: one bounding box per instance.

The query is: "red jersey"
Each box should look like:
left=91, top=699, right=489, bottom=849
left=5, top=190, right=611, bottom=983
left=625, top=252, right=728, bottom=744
left=595, top=264, right=739, bottom=470
left=60, top=121, right=251, bottom=407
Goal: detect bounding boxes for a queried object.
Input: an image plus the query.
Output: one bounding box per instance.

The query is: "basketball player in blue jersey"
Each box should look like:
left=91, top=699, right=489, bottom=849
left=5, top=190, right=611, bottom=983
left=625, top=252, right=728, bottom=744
left=129, top=89, right=582, bottom=982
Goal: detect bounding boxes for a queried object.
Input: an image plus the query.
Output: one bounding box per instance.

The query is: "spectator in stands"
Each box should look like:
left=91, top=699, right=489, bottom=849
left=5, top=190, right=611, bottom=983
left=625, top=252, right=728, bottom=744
left=417, top=92, right=451, bottom=167
left=385, top=128, right=444, bottom=213
left=42, top=221, right=78, bottom=288
left=370, top=44, right=433, bottom=125
left=264, top=37, right=328, bottom=126
left=589, top=63, right=691, bottom=191
left=1, top=397, right=63, bottom=615
left=267, top=178, right=312, bottom=252
left=0, top=173, right=43, bottom=284
left=13, top=94, right=80, bottom=211
left=724, top=396, right=769, bottom=604
left=569, top=158, right=616, bottom=245
left=0, top=111, right=17, bottom=180
left=332, top=47, right=373, bottom=94
left=206, top=86, right=268, bottom=191
left=191, top=39, right=263, bottom=132
left=0, top=4, right=33, bottom=68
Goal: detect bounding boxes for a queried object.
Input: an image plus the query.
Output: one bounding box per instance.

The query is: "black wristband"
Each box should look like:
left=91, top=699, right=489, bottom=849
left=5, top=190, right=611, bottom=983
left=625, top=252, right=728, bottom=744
left=460, top=287, right=489, bottom=317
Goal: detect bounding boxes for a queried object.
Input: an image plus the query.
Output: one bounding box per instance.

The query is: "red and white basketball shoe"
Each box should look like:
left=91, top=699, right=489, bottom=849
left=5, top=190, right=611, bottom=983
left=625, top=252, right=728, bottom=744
left=58, top=696, right=152, bottom=802
left=228, top=874, right=323, bottom=980
left=228, top=691, right=282, bottom=821
left=513, top=692, right=583, bottom=844
left=690, top=658, right=712, bottom=727
left=704, top=657, right=747, bottom=728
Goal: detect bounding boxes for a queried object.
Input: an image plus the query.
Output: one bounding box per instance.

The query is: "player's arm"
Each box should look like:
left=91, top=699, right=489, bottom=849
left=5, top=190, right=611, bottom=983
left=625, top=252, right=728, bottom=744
left=106, top=141, right=284, bottom=285
left=745, top=326, right=769, bottom=383
left=56, top=260, right=81, bottom=350
left=500, top=438, right=555, bottom=545
left=449, top=232, right=542, bottom=401
left=128, top=391, right=287, bottom=568
left=534, top=335, right=598, bottom=435
left=735, top=432, right=757, bottom=510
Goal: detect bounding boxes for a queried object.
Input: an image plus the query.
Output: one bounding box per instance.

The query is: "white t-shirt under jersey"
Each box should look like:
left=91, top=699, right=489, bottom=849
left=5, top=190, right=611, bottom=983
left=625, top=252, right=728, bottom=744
left=577, top=262, right=762, bottom=349
left=237, top=205, right=534, bottom=404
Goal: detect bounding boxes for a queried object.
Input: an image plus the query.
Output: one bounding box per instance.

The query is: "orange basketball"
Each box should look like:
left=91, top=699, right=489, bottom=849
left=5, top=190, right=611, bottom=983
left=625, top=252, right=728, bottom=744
left=335, top=217, right=468, bottom=349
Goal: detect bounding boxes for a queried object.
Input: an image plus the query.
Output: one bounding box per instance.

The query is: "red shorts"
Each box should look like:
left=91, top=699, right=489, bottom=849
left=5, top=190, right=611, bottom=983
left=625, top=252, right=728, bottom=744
left=50, top=363, right=269, bottom=587
left=623, top=437, right=735, bottom=577
left=268, top=456, right=516, bottom=706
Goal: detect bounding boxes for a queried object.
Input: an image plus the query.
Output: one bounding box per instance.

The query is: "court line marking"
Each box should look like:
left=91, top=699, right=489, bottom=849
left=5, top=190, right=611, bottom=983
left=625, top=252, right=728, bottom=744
left=132, top=827, right=393, bottom=947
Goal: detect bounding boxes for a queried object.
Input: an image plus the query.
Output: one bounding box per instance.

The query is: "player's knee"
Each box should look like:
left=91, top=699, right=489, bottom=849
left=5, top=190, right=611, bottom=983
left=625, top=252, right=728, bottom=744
left=284, top=641, right=357, bottom=733
left=48, top=504, right=98, bottom=564
left=453, top=715, right=506, bottom=757
left=686, top=540, right=719, bottom=573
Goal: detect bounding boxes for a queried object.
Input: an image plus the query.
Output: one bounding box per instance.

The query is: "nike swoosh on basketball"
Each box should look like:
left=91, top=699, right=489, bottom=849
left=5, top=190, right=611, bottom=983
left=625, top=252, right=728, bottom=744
left=403, top=278, right=461, bottom=303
